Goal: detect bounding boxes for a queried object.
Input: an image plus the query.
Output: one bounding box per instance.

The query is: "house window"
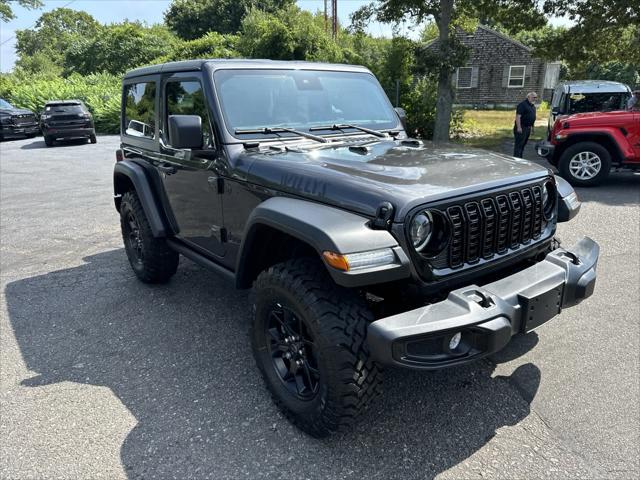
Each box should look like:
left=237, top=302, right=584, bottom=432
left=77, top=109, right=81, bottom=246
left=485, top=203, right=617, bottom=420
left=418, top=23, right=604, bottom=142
left=456, top=67, right=473, bottom=89
left=508, top=65, right=526, bottom=88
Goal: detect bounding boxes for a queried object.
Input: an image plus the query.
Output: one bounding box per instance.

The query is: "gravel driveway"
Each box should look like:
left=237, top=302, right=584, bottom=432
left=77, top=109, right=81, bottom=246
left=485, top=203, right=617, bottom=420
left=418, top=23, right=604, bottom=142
left=1, top=135, right=638, bottom=479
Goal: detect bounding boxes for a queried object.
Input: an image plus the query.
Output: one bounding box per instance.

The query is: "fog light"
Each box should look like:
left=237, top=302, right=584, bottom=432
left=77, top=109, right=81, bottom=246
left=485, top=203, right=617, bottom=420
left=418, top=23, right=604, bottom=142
left=449, top=332, right=462, bottom=350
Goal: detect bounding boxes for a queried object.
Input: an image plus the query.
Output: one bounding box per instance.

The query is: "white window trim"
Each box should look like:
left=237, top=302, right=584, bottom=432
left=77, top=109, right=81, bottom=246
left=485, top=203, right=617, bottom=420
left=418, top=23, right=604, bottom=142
left=456, top=66, right=473, bottom=89
left=508, top=65, right=526, bottom=88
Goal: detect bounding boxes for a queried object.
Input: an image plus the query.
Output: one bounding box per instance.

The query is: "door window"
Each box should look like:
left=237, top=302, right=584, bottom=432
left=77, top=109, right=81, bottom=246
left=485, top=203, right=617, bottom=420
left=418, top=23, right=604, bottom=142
left=165, top=80, right=212, bottom=147
left=123, top=82, right=156, bottom=139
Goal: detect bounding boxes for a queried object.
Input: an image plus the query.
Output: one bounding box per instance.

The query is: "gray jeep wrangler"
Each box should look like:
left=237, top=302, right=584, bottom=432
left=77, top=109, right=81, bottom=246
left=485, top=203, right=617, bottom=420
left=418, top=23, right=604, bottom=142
left=114, top=60, right=599, bottom=437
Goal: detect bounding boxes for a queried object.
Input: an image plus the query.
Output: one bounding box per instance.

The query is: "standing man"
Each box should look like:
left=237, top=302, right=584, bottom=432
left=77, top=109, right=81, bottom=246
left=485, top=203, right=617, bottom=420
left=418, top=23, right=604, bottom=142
left=627, top=90, right=639, bottom=110
left=513, top=92, right=538, bottom=158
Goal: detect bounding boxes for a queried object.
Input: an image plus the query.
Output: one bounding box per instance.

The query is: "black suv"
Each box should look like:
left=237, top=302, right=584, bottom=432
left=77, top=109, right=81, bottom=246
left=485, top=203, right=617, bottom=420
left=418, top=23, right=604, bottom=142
left=40, top=100, right=97, bottom=146
left=0, top=98, right=39, bottom=140
left=114, top=60, right=599, bottom=437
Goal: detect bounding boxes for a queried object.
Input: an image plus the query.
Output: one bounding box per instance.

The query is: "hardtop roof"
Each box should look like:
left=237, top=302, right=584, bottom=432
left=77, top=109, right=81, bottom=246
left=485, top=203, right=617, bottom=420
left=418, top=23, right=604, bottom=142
left=558, top=80, right=631, bottom=94
left=123, top=59, right=371, bottom=80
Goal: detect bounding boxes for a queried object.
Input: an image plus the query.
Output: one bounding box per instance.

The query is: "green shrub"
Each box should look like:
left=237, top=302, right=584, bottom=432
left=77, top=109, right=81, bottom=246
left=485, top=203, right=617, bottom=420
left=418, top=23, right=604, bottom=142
left=1, top=72, right=121, bottom=133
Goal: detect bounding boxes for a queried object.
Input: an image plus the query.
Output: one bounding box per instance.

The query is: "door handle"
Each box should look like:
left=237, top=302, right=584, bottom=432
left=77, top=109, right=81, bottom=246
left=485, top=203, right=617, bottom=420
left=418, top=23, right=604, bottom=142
left=157, top=164, right=176, bottom=175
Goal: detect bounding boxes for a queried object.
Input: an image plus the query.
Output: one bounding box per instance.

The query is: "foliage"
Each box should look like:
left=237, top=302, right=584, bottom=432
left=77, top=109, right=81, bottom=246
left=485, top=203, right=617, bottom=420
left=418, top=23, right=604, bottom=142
left=164, top=0, right=295, bottom=40
left=15, top=7, right=100, bottom=73
left=0, top=72, right=121, bottom=133
left=63, top=22, right=178, bottom=75
left=237, top=6, right=342, bottom=62
left=0, top=0, right=41, bottom=22
left=164, top=32, right=239, bottom=62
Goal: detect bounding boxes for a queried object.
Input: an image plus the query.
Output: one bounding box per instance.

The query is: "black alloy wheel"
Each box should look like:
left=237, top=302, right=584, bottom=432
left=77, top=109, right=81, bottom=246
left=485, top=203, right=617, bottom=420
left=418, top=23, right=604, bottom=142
left=266, top=303, right=320, bottom=400
left=124, top=211, right=144, bottom=267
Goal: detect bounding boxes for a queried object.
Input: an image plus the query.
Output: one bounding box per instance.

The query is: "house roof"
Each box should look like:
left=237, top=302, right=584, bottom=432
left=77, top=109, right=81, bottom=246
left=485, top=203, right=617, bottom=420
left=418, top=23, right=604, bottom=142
left=423, top=24, right=534, bottom=54
left=476, top=25, right=532, bottom=52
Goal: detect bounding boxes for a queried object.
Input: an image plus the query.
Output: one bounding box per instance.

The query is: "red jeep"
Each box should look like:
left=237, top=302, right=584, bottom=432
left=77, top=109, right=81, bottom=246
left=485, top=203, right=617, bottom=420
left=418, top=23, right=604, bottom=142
left=537, top=110, right=640, bottom=186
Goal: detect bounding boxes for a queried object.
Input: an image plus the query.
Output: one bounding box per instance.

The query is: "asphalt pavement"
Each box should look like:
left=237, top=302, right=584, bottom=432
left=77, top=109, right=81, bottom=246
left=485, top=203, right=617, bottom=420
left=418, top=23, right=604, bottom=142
left=1, top=135, right=638, bottom=479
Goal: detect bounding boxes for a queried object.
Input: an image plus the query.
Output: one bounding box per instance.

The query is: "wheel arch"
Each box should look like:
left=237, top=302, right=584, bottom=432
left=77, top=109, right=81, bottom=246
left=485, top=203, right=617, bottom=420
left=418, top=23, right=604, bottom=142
left=556, top=132, right=625, bottom=164
left=113, top=160, right=169, bottom=237
left=235, top=197, right=403, bottom=289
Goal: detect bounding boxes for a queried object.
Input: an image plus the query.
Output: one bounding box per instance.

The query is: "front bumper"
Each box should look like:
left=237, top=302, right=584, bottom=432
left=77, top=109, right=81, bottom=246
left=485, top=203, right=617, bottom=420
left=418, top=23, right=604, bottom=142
left=536, top=141, right=555, bottom=159
left=1, top=123, right=40, bottom=137
left=368, top=236, right=599, bottom=370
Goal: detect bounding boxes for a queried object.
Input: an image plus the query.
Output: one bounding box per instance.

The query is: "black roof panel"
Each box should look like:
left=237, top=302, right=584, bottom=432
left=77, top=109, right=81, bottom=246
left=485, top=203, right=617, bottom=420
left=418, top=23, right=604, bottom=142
left=123, top=59, right=371, bottom=79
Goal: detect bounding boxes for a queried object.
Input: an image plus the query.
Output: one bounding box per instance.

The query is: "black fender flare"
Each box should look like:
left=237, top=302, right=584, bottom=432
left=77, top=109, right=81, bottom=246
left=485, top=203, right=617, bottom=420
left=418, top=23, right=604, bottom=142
left=113, top=160, right=168, bottom=237
left=235, top=197, right=410, bottom=288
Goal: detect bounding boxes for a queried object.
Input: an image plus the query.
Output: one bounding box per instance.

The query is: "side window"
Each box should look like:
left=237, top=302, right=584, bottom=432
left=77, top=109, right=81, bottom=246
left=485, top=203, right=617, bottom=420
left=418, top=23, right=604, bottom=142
left=124, top=82, right=156, bottom=139
left=165, top=80, right=212, bottom=147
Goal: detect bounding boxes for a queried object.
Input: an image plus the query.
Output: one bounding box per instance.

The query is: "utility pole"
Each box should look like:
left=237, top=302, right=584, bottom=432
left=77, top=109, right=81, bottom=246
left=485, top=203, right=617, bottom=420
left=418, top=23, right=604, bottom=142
left=331, top=0, right=338, bottom=40
left=324, top=0, right=328, bottom=34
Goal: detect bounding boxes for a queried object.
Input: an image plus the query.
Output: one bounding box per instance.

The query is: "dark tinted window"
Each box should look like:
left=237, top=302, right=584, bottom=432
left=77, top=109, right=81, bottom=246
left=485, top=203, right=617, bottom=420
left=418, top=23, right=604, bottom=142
left=124, top=82, right=156, bottom=139
left=45, top=104, right=85, bottom=114
left=165, top=80, right=212, bottom=147
left=569, top=92, right=630, bottom=114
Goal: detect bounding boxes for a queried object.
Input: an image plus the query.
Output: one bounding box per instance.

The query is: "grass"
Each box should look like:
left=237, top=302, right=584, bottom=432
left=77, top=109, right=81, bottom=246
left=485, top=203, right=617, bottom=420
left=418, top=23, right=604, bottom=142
left=455, top=108, right=549, bottom=151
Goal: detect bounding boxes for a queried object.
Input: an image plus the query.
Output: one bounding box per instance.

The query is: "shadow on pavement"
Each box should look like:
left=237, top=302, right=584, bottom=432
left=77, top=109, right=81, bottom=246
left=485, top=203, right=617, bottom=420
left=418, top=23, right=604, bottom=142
left=5, top=250, right=541, bottom=479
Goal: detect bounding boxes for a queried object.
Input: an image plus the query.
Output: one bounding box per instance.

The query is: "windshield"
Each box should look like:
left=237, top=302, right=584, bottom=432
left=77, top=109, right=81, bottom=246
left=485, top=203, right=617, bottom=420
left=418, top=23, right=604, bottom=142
left=568, top=92, right=630, bottom=114
left=45, top=104, right=85, bottom=114
left=213, top=69, right=398, bottom=139
left=0, top=99, right=14, bottom=109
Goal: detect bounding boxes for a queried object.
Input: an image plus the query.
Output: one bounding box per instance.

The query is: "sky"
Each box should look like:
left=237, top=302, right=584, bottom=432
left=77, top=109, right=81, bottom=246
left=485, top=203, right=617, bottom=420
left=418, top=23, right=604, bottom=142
left=0, top=0, right=569, bottom=72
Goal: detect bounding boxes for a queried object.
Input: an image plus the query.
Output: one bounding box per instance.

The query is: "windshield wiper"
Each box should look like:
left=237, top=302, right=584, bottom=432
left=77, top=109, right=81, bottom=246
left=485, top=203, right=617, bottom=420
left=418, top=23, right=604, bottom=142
left=234, top=126, right=328, bottom=143
left=309, top=123, right=388, bottom=138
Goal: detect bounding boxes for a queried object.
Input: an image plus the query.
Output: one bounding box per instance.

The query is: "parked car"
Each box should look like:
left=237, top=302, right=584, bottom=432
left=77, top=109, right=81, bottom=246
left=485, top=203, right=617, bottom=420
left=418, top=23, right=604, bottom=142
left=537, top=109, right=640, bottom=186
left=548, top=81, right=632, bottom=135
left=114, top=60, right=599, bottom=437
left=39, top=100, right=97, bottom=147
left=0, top=98, right=40, bottom=141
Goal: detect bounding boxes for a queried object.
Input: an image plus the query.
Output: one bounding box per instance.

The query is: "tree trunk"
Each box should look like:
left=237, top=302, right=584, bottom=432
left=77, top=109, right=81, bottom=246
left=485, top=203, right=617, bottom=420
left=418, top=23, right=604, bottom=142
left=432, top=0, right=454, bottom=143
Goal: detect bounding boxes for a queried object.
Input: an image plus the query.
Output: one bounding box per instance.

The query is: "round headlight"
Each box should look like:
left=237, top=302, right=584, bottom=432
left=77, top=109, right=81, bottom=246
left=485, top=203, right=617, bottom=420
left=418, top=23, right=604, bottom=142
left=542, top=181, right=555, bottom=219
left=410, top=211, right=433, bottom=251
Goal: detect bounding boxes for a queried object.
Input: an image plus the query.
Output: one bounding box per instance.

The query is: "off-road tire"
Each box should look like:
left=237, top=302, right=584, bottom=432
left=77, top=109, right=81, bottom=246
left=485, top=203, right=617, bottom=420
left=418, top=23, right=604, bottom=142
left=44, top=135, right=54, bottom=147
left=559, top=141, right=611, bottom=187
left=89, top=134, right=97, bottom=144
left=120, top=191, right=178, bottom=283
left=252, top=258, right=383, bottom=437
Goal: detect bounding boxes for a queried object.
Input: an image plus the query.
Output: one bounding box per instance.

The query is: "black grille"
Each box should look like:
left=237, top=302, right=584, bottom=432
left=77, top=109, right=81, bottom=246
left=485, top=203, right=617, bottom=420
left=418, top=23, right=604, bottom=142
left=438, top=184, right=545, bottom=269
left=12, top=114, right=36, bottom=125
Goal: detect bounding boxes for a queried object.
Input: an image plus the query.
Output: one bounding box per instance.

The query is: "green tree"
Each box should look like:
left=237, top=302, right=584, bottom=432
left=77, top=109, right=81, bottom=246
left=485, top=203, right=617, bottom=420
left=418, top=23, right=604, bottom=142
left=0, top=0, right=41, bottom=22
left=164, top=0, right=295, bottom=40
left=353, top=1, right=547, bottom=141
left=167, top=32, right=239, bottom=62
left=64, top=22, right=178, bottom=75
left=237, top=6, right=342, bottom=62
left=15, top=7, right=99, bottom=72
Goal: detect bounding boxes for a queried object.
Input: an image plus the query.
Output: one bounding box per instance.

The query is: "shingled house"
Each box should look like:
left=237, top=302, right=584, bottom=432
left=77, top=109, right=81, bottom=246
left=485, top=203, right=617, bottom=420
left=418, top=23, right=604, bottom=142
left=446, top=25, right=561, bottom=108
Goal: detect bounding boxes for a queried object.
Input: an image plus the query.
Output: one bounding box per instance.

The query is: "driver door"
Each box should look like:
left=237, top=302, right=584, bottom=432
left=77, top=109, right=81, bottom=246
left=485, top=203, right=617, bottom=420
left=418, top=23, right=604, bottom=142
left=157, top=72, right=226, bottom=258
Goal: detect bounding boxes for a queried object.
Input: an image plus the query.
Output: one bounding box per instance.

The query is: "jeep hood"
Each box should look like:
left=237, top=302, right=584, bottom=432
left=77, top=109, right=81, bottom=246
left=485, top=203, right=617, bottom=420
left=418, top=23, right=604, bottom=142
left=244, top=139, right=551, bottom=220
left=563, top=110, right=635, bottom=127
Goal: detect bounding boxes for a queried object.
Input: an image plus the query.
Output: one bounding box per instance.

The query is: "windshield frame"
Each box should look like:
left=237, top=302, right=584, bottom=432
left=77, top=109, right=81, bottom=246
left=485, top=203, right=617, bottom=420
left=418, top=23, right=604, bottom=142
left=210, top=67, right=401, bottom=143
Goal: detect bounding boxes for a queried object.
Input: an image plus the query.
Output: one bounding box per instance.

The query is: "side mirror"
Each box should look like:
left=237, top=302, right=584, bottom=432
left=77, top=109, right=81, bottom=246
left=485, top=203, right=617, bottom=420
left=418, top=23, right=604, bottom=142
left=551, top=109, right=560, bottom=117
left=168, top=115, right=203, bottom=150
left=394, top=107, right=407, bottom=130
